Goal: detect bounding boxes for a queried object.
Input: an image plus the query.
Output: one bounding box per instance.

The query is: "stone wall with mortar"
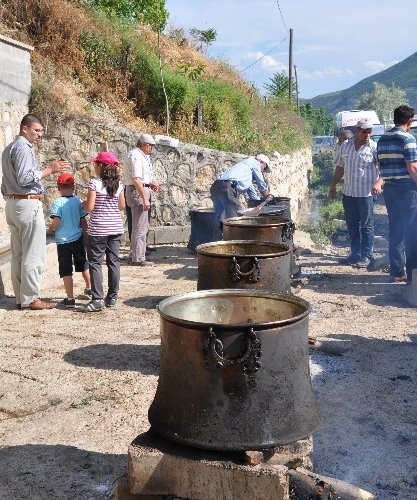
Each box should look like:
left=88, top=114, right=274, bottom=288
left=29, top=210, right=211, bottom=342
left=0, top=116, right=312, bottom=251
left=0, top=35, right=34, bottom=251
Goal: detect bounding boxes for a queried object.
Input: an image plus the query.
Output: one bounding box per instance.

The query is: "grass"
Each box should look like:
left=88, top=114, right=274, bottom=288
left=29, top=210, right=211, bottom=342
left=69, top=387, right=107, bottom=409
left=301, top=155, right=345, bottom=246
left=0, top=0, right=311, bottom=155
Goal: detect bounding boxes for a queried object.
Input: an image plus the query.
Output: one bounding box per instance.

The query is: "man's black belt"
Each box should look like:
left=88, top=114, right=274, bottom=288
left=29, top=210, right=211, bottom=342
left=143, top=183, right=150, bottom=187
left=383, top=178, right=411, bottom=183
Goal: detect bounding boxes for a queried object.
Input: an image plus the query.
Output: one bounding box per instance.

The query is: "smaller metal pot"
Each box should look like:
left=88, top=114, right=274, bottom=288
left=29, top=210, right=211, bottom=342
left=196, top=240, right=291, bottom=294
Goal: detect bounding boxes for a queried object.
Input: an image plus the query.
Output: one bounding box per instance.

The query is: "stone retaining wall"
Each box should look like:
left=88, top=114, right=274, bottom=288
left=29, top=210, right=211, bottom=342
left=0, top=117, right=312, bottom=251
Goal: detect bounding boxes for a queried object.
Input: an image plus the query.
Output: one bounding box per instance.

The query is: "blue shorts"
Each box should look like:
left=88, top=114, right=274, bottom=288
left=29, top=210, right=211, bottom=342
left=57, top=235, right=89, bottom=278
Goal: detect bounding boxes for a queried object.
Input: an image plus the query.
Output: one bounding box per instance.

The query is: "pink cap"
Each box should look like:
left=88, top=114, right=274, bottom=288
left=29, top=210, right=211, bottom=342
left=89, top=151, right=119, bottom=166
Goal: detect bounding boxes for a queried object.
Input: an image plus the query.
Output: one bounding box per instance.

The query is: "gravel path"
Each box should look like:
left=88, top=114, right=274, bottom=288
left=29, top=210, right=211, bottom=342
left=0, top=230, right=416, bottom=499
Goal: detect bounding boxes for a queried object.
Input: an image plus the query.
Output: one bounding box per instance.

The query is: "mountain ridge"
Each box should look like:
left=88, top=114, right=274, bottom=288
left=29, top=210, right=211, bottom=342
left=309, top=50, right=417, bottom=115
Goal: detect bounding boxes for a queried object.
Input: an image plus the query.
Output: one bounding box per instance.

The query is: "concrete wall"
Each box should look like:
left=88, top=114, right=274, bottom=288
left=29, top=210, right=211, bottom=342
left=0, top=35, right=33, bottom=250
left=0, top=116, right=312, bottom=250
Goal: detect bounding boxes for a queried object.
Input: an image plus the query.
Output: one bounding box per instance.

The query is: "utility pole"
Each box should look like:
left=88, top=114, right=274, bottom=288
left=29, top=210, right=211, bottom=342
left=294, top=64, right=299, bottom=111
left=289, top=28, right=293, bottom=102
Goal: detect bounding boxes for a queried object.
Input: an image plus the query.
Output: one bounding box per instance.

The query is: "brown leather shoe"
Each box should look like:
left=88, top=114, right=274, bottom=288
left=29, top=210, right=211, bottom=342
left=28, top=299, right=56, bottom=310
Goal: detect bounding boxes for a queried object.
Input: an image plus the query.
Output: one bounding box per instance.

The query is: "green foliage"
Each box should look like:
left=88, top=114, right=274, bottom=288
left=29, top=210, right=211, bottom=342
left=189, top=27, right=217, bottom=51
left=310, top=150, right=336, bottom=188
left=130, top=45, right=196, bottom=121
left=299, top=102, right=334, bottom=135
left=299, top=196, right=344, bottom=247
left=87, top=0, right=168, bottom=31
left=176, top=62, right=206, bottom=81
left=301, top=151, right=345, bottom=247
left=80, top=29, right=111, bottom=73
left=264, top=71, right=296, bottom=100
left=356, top=82, right=407, bottom=122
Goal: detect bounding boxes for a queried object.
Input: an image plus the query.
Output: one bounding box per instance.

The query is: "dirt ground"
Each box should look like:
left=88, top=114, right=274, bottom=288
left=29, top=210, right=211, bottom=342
left=1, top=215, right=417, bottom=499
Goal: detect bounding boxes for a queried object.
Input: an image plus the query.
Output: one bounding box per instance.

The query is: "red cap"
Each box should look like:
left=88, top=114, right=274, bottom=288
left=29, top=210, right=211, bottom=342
left=89, top=151, right=119, bottom=166
left=57, top=172, right=75, bottom=185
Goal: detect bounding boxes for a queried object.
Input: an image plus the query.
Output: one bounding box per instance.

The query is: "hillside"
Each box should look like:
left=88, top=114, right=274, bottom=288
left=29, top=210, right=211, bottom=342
left=309, top=50, right=417, bottom=114
left=0, top=0, right=310, bottom=154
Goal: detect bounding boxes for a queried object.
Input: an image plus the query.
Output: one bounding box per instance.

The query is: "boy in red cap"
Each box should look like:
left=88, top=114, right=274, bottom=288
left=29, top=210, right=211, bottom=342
left=49, top=172, right=91, bottom=307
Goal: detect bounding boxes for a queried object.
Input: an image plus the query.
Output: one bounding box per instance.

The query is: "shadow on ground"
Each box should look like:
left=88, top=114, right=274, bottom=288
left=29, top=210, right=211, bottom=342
left=64, top=344, right=160, bottom=374
left=0, top=444, right=125, bottom=500
left=300, top=267, right=410, bottom=308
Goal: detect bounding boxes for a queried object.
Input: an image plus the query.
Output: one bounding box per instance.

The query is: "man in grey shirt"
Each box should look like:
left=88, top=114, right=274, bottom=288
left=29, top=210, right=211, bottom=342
left=1, top=114, right=70, bottom=309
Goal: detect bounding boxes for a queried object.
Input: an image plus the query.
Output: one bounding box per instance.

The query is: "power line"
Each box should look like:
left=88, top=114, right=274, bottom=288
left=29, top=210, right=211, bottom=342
left=275, top=0, right=288, bottom=32
left=241, top=36, right=287, bottom=73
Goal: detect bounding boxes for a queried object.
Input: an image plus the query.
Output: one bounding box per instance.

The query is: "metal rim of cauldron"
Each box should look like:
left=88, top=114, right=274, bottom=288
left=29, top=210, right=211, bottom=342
left=222, top=215, right=292, bottom=228
left=195, top=239, right=291, bottom=258
left=157, top=289, right=311, bottom=330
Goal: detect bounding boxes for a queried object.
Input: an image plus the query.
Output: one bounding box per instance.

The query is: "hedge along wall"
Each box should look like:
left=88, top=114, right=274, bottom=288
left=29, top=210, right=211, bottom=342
left=0, top=116, right=312, bottom=251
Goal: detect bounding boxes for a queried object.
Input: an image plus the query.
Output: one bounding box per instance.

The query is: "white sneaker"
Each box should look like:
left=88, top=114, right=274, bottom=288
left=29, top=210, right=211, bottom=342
left=138, top=260, right=154, bottom=266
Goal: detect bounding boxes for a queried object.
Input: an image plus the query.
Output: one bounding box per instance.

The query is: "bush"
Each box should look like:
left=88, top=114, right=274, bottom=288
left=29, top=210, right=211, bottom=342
left=311, top=151, right=336, bottom=188
left=1, top=0, right=313, bottom=155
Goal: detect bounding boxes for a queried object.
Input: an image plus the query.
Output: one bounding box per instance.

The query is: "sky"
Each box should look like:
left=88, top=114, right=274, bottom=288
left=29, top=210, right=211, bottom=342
left=165, top=0, right=417, bottom=100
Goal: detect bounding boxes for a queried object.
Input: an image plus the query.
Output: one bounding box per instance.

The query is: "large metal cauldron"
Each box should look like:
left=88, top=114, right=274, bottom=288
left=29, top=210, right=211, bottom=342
left=222, top=215, right=295, bottom=245
left=148, top=290, right=321, bottom=451
left=196, top=240, right=291, bottom=294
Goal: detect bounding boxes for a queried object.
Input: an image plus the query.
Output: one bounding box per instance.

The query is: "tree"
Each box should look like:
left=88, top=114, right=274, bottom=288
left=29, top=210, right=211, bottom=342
left=299, top=103, right=334, bottom=136
left=264, top=71, right=296, bottom=100
left=189, top=28, right=217, bottom=53
left=356, top=82, right=407, bottom=123
left=88, top=0, right=168, bottom=31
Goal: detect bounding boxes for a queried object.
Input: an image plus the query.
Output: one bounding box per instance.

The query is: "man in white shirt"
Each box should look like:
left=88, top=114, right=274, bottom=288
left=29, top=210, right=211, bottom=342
left=328, top=120, right=380, bottom=268
left=123, top=133, right=159, bottom=266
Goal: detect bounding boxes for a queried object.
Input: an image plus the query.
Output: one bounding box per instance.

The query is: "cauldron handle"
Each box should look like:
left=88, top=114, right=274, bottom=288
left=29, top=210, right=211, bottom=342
left=229, top=256, right=260, bottom=283
left=203, top=326, right=262, bottom=373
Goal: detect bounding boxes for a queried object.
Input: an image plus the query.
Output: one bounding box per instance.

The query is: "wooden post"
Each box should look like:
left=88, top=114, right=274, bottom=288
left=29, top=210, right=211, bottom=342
left=289, top=28, right=293, bottom=102
left=197, top=97, right=203, bottom=131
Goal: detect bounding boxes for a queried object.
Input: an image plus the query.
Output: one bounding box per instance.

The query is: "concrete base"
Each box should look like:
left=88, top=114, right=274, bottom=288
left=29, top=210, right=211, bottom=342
left=127, top=430, right=289, bottom=500
left=148, top=225, right=191, bottom=245
left=122, top=430, right=375, bottom=500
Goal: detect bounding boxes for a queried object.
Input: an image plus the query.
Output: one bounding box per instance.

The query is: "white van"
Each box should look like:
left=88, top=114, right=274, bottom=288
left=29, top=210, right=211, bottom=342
left=335, top=110, right=380, bottom=137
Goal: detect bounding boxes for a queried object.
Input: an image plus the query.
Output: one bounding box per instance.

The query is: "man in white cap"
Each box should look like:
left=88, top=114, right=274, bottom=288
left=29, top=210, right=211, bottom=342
left=123, top=133, right=159, bottom=266
left=210, top=154, right=272, bottom=240
left=328, top=119, right=380, bottom=268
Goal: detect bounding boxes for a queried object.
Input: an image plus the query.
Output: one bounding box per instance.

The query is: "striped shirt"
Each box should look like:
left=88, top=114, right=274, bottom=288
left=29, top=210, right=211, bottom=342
left=377, top=127, right=417, bottom=179
left=87, top=178, right=124, bottom=237
left=339, top=137, right=378, bottom=197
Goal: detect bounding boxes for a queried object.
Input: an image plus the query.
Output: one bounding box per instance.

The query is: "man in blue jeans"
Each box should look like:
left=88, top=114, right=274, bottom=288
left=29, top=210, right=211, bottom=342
left=328, top=120, right=380, bottom=268
left=375, top=105, right=417, bottom=283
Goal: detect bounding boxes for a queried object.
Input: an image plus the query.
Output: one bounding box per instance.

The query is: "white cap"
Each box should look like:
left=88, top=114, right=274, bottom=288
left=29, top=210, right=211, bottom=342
left=255, top=153, right=271, bottom=172
left=356, top=120, right=374, bottom=130
left=138, top=133, right=156, bottom=145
